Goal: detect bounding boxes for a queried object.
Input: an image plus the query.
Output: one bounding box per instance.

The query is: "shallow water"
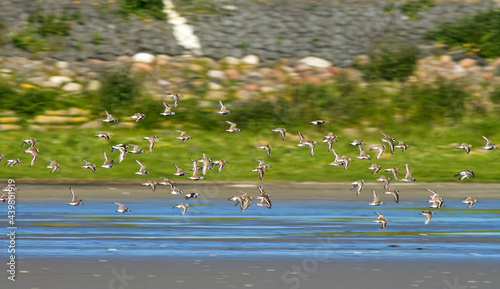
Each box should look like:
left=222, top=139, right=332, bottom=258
left=12, top=198, right=500, bottom=259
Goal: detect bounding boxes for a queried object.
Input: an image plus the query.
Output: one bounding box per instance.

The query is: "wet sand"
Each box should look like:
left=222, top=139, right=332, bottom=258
left=8, top=181, right=500, bottom=201
left=7, top=256, right=500, bottom=289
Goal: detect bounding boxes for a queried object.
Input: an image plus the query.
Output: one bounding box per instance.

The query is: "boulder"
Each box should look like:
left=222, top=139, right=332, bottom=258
left=298, top=56, right=332, bottom=68
left=131, top=53, right=156, bottom=63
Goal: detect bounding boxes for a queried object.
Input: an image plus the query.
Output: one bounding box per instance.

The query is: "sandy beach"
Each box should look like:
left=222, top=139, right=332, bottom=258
left=9, top=181, right=500, bottom=201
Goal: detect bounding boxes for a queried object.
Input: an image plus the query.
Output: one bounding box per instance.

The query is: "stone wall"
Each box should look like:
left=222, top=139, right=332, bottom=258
left=0, top=0, right=499, bottom=65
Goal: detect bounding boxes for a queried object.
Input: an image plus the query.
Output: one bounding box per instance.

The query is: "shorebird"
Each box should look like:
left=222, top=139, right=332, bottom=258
left=272, top=128, right=286, bottom=140
left=173, top=163, right=188, bottom=176
left=188, top=160, right=204, bottom=180
left=176, top=130, right=191, bottom=142
left=304, top=140, right=317, bottom=157
left=394, top=141, right=410, bottom=152
left=376, top=175, right=391, bottom=190
left=350, top=140, right=363, bottom=146
left=21, top=138, right=38, bottom=147
left=457, top=143, right=472, bottom=154
left=241, top=192, right=252, bottom=212
left=328, top=149, right=345, bottom=167
left=173, top=203, right=189, bottom=216
left=310, top=120, right=325, bottom=125
left=373, top=212, right=388, bottom=229
left=198, top=153, right=212, bottom=176
left=340, top=155, right=351, bottom=170
left=420, top=210, right=434, bottom=225
left=385, top=167, right=399, bottom=181
left=368, top=163, right=382, bottom=174
left=81, top=160, right=96, bottom=172
left=225, top=121, right=240, bottom=132
left=369, top=190, right=384, bottom=206
left=379, top=131, right=395, bottom=154
left=481, top=135, right=496, bottom=150
left=114, top=202, right=131, bottom=213
left=46, top=160, right=61, bottom=173
left=0, top=192, right=8, bottom=203
left=135, top=160, right=149, bottom=175
left=166, top=92, right=182, bottom=108
left=142, top=180, right=158, bottom=192
left=128, top=144, right=144, bottom=154
left=254, top=159, right=271, bottom=171
left=68, top=187, right=83, bottom=206
left=400, top=163, right=416, bottom=182
left=143, top=135, right=158, bottom=152
left=296, top=131, right=308, bottom=147
left=350, top=180, right=365, bottom=195
left=185, top=192, right=199, bottom=199
left=258, top=144, right=272, bottom=158
left=95, top=132, right=111, bottom=141
left=255, top=185, right=272, bottom=208
left=217, top=100, right=231, bottom=114
left=101, top=151, right=114, bottom=169
left=159, top=178, right=183, bottom=194
left=111, top=144, right=127, bottom=163
left=370, top=144, right=386, bottom=159
left=0, top=154, right=4, bottom=163
left=4, top=159, right=20, bottom=167
left=455, top=170, right=474, bottom=180
left=160, top=102, right=175, bottom=116
left=102, top=110, right=118, bottom=122
left=24, top=146, right=39, bottom=166
left=426, top=189, right=444, bottom=209
left=356, top=145, right=371, bottom=160
left=210, top=160, right=228, bottom=173
left=130, top=112, right=146, bottom=122
left=322, top=132, right=338, bottom=143
left=384, top=189, right=400, bottom=203
left=252, top=166, right=265, bottom=180
left=462, top=197, right=477, bottom=209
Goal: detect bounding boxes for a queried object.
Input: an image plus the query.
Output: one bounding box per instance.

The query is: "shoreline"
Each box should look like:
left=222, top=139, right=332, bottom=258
left=8, top=181, right=500, bottom=201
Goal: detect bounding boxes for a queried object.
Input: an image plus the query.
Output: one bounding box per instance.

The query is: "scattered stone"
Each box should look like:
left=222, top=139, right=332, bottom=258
left=221, top=57, right=241, bottom=66
left=224, top=69, right=240, bottom=80
left=87, top=80, right=102, bottom=91
left=458, top=58, right=477, bottom=68
left=353, top=55, right=370, bottom=65
left=55, top=61, right=69, bottom=69
left=298, top=56, right=332, bottom=68
left=49, top=76, right=72, bottom=85
left=439, top=55, right=452, bottom=63
left=132, top=62, right=153, bottom=71
left=241, top=55, right=260, bottom=66
left=132, top=53, right=156, bottom=63
left=62, top=82, right=83, bottom=92
left=208, top=82, right=223, bottom=90
left=207, top=70, right=226, bottom=80
left=244, top=84, right=260, bottom=91
left=156, top=55, right=171, bottom=66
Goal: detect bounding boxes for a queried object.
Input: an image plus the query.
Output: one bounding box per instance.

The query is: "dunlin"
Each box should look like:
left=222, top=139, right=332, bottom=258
left=68, top=187, right=83, bottom=206
left=81, top=160, right=96, bottom=172
left=255, top=159, right=271, bottom=171
left=159, top=177, right=183, bottom=194
left=385, top=167, right=399, bottom=181
left=210, top=160, right=228, bottom=173
left=143, top=135, right=158, bottom=152
left=173, top=203, right=189, bottom=216
left=21, top=138, right=38, bottom=147
left=355, top=145, right=371, bottom=160
left=373, top=211, right=388, bottom=229
left=303, top=140, right=317, bottom=157
left=176, top=130, right=191, bottom=142
left=225, top=121, right=241, bottom=133
left=95, top=132, right=111, bottom=141
left=322, top=132, right=338, bottom=143
left=350, top=180, right=365, bottom=195
left=252, top=166, right=265, bottom=180
left=350, top=140, right=363, bottom=146
left=114, top=202, right=131, bottom=213
left=101, top=151, right=114, bottom=169
left=310, top=120, right=325, bottom=125
left=258, top=144, right=272, bottom=158
left=198, top=153, right=212, bottom=176
left=462, top=197, right=477, bottom=209
left=128, top=144, right=144, bottom=154
left=111, top=144, right=127, bottom=163
left=135, top=160, right=149, bottom=175
left=160, top=102, right=175, bottom=116
left=368, top=163, right=382, bottom=174
left=4, top=159, right=20, bottom=167
left=185, top=192, right=199, bottom=199
left=369, top=190, right=384, bottom=206
left=142, top=180, right=158, bottom=192
left=426, top=189, right=444, bottom=209
left=379, top=131, right=395, bottom=154
left=46, top=160, right=61, bottom=173
left=0, top=192, right=8, bottom=203
left=24, top=146, right=39, bottom=166
left=217, top=100, right=231, bottom=114
left=296, top=131, right=308, bottom=147
left=455, top=170, right=474, bottom=180
left=166, top=92, right=182, bottom=108
left=457, top=143, right=472, bottom=154
left=102, top=110, right=118, bottom=123
left=130, top=112, right=146, bottom=122
left=188, top=160, right=204, bottom=180
left=420, top=210, right=434, bottom=225
left=376, top=175, right=391, bottom=190
left=256, top=185, right=272, bottom=208
left=384, top=189, right=400, bottom=203
left=400, top=163, right=415, bottom=182
left=328, top=149, right=344, bottom=166
left=173, top=163, right=188, bottom=176
left=394, top=141, right=410, bottom=152
left=481, top=135, right=496, bottom=150
left=272, top=128, right=286, bottom=140
left=370, top=144, right=386, bottom=159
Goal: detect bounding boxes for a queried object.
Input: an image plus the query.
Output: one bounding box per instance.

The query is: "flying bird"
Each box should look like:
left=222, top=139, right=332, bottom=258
left=68, top=187, right=83, bottom=206
left=102, top=110, right=118, bottom=123
left=373, top=211, right=388, bottom=229
left=272, top=128, right=286, bottom=140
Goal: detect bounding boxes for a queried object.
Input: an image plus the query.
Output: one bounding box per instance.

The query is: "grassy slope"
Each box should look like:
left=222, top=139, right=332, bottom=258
left=1, top=119, right=500, bottom=183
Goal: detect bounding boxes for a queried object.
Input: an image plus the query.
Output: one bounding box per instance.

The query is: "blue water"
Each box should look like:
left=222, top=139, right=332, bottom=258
left=6, top=199, right=500, bottom=259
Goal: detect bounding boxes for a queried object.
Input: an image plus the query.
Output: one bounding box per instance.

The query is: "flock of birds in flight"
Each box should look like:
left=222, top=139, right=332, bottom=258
left=0, top=92, right=490, bottom=228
